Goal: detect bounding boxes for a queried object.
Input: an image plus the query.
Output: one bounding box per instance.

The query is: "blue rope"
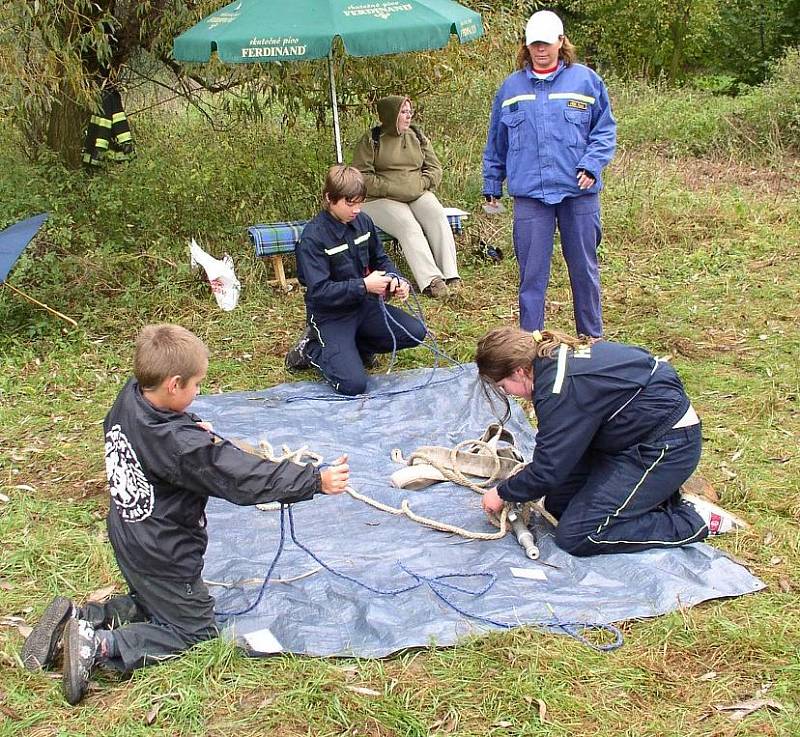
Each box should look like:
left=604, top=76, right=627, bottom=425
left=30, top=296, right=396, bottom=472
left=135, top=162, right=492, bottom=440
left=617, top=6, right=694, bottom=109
left=214, top=499, right=286, bottom=617
left=286, top=276, right=464, bottom=404
left=380, top=275, right=461, bottom=370
left=214, top=504, right=624, bottom=653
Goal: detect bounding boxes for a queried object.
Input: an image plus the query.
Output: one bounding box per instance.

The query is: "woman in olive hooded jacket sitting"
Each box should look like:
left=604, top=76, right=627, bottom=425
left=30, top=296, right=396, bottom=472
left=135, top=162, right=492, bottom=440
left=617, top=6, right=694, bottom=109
left=352, top=95, right=460, bottom=300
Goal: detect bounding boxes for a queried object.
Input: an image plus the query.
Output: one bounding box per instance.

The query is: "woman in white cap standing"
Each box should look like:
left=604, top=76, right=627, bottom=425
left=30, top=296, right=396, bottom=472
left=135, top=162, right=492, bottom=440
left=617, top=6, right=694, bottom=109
left=483, top=10, right=616, bottom=339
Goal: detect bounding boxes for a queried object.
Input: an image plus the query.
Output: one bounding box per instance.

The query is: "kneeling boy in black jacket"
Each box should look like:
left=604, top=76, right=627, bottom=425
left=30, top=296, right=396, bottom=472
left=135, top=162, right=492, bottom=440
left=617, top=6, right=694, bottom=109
left=22, top=324, right=350, bottom=704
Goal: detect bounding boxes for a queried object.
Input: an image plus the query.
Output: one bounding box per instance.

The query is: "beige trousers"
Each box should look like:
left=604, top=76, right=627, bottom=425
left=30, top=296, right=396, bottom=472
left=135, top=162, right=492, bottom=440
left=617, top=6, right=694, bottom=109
left=361, top=191, right=459, bottom=290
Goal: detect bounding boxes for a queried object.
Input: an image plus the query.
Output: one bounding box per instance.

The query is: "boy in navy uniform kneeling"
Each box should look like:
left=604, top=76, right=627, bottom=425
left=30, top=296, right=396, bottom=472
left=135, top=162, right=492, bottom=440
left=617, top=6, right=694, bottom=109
left=286, top=165, right=426, bottom=396
left=22, top=324, right=349, bottom=704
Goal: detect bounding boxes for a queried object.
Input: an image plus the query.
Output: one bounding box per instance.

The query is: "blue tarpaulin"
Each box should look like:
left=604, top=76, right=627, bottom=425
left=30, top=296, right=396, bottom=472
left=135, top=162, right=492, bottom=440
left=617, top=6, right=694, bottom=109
left=191, top=366, right=764, bottom=657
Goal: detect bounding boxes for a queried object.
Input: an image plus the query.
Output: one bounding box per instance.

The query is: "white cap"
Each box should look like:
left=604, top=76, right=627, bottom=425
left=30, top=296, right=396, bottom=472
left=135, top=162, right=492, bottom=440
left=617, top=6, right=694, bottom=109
left=525, top=10, right=564, bottom=45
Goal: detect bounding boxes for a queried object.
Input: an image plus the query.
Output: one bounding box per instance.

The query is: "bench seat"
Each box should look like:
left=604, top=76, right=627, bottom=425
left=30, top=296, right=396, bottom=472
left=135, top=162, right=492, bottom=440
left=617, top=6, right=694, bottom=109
left=248, top=209, right=468, bottom=289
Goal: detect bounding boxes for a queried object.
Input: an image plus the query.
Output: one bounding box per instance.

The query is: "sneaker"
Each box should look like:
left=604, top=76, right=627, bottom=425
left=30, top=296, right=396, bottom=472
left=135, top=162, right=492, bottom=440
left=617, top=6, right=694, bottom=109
left=285, top=326, right=313, bottom=371
left=683, top=492, right=749, bottom=536
left=21, top=596, right=75, bottom=671
left=422, top=277, right=449, bottom=299
left=62, top=619, right=98, bottom=706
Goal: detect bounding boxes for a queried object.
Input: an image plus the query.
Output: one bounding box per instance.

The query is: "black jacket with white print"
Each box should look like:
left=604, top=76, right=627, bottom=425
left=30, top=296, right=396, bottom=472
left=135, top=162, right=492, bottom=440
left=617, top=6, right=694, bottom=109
left=104, top=378, right=321, bottom=580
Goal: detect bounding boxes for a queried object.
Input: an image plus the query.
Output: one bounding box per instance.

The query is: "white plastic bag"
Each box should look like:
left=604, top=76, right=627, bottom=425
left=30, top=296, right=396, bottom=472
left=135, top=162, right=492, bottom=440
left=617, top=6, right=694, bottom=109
left=189, top=238, right=241, bottom=311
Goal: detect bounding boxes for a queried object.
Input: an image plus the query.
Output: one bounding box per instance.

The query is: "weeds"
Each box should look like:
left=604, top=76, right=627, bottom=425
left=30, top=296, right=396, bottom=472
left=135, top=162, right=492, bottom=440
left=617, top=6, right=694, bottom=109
left=1, top=42, right=799, bottom=737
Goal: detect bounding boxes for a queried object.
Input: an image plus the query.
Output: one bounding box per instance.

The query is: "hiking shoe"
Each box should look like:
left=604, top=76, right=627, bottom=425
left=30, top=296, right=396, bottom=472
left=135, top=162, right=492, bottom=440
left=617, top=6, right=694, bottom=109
left=285, top=327, right=313, bottom=371
left=22, top=596, right=75, bottom=671
left=422, top=277, right=449, bottom=299
left=63, top=619, right=98, bottom=705
left=683, top=492, right=749, bottom=536
left=445, top=277, right=462, bottom=290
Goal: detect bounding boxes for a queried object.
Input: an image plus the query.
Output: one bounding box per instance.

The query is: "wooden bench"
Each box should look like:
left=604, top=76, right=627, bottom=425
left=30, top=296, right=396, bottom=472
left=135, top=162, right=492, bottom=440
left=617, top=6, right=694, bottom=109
left=248, top=208, right=469, bottom=290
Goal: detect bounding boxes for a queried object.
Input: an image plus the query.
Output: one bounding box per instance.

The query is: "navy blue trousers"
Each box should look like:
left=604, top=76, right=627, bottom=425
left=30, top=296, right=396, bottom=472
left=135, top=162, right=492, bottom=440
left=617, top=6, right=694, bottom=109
left=305, top=298, right=426, bottom=396
left=543, top=425, right=706, bottom=556
left=512, top=194, right=603, bottom=337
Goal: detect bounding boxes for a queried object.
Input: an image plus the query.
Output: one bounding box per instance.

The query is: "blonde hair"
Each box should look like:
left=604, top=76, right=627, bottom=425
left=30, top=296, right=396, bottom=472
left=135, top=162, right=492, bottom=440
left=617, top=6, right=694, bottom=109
left=134, top=324, right=209, bottom=391
left=323, top=164, right=367, bottom=205
left=516, top=35, right=577, bottom=70
left=475, top=326, right=585, bottom=384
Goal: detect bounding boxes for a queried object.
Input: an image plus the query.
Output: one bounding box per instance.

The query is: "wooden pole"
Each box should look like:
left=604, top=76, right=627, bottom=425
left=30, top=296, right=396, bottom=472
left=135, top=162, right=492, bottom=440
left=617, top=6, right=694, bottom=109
left=3, top=282, right=78, bottom=327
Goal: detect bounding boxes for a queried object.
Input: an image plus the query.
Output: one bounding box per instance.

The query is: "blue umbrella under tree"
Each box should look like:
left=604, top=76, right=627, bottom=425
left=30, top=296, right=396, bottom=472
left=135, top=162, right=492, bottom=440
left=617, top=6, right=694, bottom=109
left=0, top=214, right=78, bottom=327
left=172, top=0, right=484, bottom=163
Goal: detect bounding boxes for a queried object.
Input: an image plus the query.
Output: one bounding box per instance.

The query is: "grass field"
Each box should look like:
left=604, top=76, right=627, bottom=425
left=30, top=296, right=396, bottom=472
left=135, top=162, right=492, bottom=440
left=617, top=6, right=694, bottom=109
left=1, top=45, right=799, bottom=737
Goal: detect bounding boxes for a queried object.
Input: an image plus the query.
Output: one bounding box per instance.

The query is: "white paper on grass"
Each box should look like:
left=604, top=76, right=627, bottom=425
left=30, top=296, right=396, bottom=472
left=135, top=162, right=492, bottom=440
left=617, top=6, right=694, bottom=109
left=243, top=628, right=284, bottom=654
left=189, top=238, right=241, bottom=311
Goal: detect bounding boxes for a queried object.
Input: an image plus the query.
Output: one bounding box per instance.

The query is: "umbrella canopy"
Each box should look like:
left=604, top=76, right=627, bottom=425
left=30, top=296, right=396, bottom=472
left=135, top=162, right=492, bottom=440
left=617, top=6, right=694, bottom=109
left=1, top=213, right=77, bottom=326
left=174, top=0, right=482, bottom=63
left=0, top=213, right=48, bottom=283
left=173, top=0, right=483, bottom=160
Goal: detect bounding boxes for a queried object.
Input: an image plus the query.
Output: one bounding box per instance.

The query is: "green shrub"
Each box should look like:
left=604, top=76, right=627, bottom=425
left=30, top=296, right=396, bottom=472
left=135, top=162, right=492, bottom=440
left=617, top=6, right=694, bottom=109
left=614, top=47, right=800, bottom=158
left=737, top=46, right=800, bottom=154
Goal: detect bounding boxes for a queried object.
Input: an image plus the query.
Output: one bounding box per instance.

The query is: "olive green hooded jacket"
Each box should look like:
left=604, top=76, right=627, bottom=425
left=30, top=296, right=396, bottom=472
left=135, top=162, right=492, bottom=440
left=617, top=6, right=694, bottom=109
left=351, top=95, right=443, bottom=203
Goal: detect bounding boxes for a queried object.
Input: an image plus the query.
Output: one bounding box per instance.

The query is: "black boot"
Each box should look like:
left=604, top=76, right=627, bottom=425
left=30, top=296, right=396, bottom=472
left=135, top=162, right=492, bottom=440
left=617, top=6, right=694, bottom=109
left=285, top=326, right=314, bottom=371
left=62, top=619, right=98, bottom=705
left=21, top=596, right=75, bottom=671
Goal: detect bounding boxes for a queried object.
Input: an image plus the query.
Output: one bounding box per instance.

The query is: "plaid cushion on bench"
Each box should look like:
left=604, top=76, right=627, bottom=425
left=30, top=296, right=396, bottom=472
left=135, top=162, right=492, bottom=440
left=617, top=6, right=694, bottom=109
left=248, top=221, right=307, bottom=258
left=248, top=211, right=468, bottom=259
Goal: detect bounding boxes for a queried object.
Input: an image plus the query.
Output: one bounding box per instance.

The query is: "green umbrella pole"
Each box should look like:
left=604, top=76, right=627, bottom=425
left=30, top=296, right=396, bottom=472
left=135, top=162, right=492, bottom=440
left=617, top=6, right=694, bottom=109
left=328, top=52, right=343, bottom=164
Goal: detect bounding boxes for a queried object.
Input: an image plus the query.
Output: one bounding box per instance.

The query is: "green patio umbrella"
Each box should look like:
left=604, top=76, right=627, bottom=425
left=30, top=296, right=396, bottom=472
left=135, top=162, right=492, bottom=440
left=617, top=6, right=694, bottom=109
left=173, top=0, right=483, bottom=162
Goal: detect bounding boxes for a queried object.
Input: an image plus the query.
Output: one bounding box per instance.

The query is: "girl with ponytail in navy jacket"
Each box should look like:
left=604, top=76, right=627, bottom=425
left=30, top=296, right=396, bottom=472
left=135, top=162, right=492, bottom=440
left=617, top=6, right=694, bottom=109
left=476, top=327, right=746, bottom=556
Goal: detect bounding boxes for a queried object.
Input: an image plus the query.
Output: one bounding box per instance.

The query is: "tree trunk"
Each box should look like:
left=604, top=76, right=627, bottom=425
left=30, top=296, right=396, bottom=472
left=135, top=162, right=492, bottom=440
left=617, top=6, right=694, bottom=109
left=46, top=85, right=89, bottom=169
left=668, top=2, right=692, bottom=81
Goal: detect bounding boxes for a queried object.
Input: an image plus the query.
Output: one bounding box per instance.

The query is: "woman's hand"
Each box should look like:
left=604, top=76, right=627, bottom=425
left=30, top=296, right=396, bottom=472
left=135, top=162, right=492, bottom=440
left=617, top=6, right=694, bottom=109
left=320, top=455, right=349, bottom=495
left=577, top=169, right=596, bottom=190
left=481, top=487, right=505, bottom=515
left=483, top=196, right=504, bottom=214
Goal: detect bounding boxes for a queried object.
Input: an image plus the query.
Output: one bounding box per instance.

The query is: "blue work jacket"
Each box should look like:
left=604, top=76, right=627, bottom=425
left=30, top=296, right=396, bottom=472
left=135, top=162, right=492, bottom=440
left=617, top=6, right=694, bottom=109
left=483, top=63, right=617, bottom=204
left=498, top=341, right=691, bottom=504
left=296, top=210, right=395, bottom=314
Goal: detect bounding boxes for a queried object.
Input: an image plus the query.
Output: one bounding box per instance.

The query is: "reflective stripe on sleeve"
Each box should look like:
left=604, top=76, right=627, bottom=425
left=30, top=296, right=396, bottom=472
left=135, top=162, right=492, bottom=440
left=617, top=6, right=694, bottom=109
left=552, top=343, right=568, bottom=394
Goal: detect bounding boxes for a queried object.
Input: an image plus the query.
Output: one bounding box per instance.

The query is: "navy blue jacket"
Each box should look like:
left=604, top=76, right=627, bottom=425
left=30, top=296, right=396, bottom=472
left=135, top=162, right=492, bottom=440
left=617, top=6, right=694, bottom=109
left=296, top=210, right=396, bottom=314
left=483, top=63, right=616, bottom=204
left=498, top=342, right=691, bottom=503
left=104, top=379, right=321, bottom=580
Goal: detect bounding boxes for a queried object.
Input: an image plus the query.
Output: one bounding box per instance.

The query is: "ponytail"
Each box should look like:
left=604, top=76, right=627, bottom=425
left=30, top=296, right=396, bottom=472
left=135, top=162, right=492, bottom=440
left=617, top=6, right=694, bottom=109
left=475, top=326, right=586, bottom=383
